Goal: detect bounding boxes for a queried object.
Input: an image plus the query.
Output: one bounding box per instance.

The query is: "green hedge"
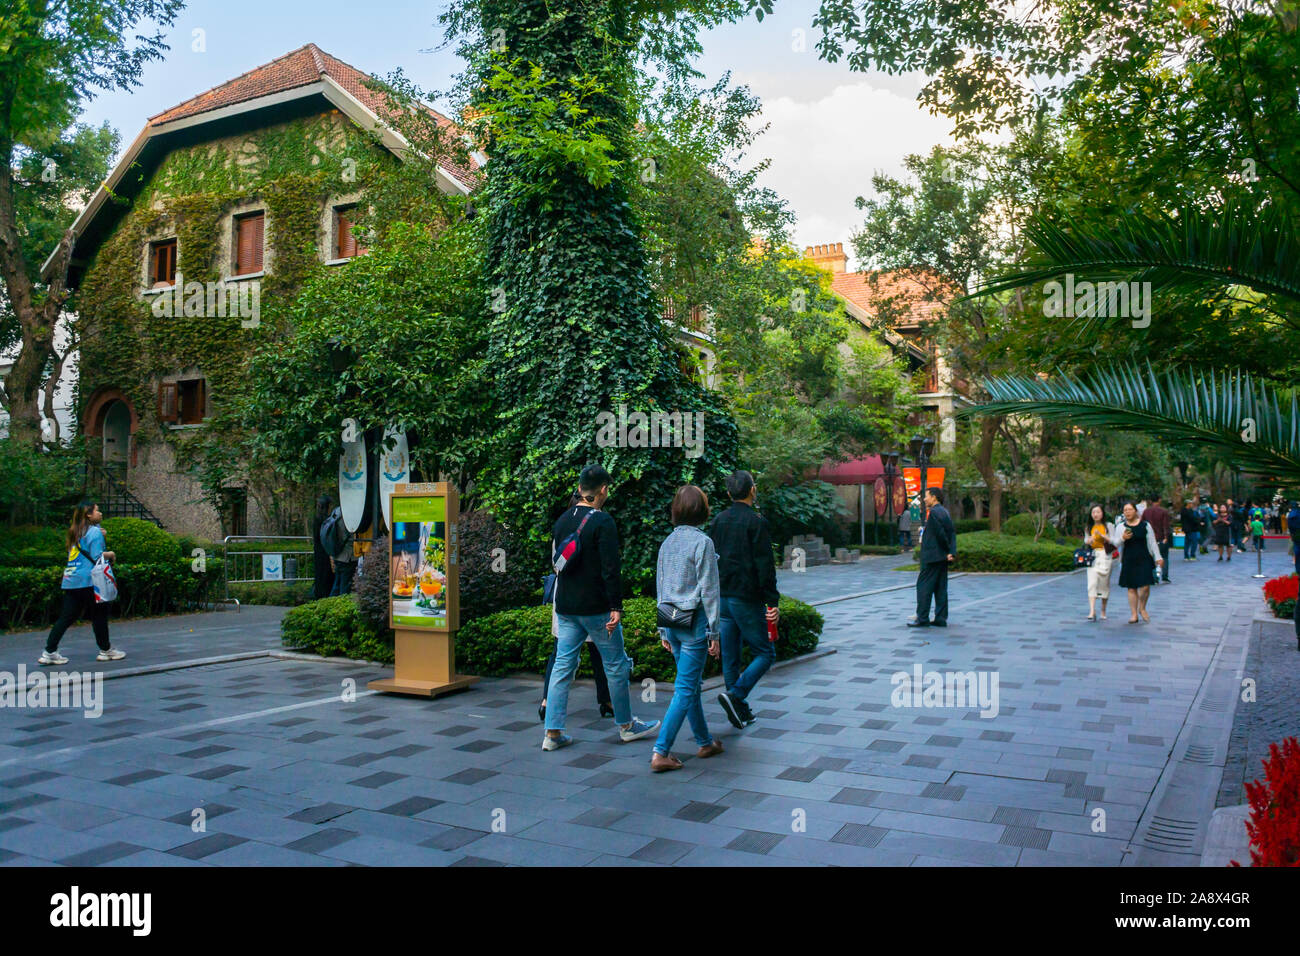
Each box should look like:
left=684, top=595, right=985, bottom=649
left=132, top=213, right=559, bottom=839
left=1000, top=513, right=1061, bottom=538
left=954, top=518, right=990, bottom=534
left=229, top=581, right=316, bottom=607
left=0, top=558, right=225, bottom=630
left=947, top=531, right=1076, bottom=572
left=281, top=596, right=395, bottom=663
left=280, top=594, right=825, bottom=684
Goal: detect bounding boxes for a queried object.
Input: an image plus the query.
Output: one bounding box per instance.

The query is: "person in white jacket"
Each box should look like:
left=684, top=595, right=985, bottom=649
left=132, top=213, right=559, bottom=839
left=1115, top=501, right=1163, bottom=624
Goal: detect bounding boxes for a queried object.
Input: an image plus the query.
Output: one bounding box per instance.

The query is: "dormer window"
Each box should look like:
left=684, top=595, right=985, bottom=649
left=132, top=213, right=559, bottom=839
left=233, top=211, right=264, bottom=277
left=150, top=239, right=177, bottom=288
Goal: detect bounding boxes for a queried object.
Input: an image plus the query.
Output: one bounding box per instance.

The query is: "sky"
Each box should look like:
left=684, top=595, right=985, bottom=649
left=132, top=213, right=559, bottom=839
left=74, top=0, right=955, bottom=266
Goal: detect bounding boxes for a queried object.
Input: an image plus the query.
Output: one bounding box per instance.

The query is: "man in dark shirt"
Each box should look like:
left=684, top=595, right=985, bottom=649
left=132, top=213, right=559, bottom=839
left=1144, top=493, right=1172, bottom=583
left=710, top=470, right=780, bottom=730
left=1178, top=499, right=1202, bottom=562
left=909, top=487, right=956, bottom=628
left=543, top=464, right=659, bottom=752
left=1227, top=498, right=1245, bottom=552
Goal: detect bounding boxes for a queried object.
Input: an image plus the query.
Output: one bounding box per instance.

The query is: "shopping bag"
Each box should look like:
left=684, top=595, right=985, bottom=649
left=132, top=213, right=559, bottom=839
left=91, top=555, right=118, bottom=604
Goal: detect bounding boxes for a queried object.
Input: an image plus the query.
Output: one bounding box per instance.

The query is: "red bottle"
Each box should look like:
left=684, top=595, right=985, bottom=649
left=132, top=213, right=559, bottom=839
left=767, top=608, right=778, bottom=643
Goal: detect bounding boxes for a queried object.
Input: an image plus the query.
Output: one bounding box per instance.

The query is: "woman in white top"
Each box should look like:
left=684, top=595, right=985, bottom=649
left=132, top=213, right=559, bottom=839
left=1082, top=504, right=1116, bottom=621
left=1115, top=501, right=1163, bottom=624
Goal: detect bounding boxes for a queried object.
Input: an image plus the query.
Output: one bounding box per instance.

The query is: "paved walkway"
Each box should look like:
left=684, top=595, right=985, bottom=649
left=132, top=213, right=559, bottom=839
left=0, top=551, right=1291, bottom=866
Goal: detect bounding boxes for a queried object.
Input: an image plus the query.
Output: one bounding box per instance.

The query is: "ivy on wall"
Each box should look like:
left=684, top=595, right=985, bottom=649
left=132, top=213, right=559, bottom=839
left=74, top=112, right=394, bottom=525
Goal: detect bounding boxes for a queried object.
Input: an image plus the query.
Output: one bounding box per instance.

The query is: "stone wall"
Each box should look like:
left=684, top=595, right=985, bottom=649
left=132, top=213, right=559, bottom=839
left=126, top=438, right=272, bottom=540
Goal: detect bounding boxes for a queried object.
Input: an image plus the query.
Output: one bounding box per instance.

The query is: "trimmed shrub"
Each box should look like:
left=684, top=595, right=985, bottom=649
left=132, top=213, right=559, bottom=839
left=945, top=531, right=1076, bottom=572
left=101, top=517, right=180, bottom=565
left=280, top=596, right=394, bottom=663
left=228, top=581, right=315, bottom=607
left=458, top=510, right=541, bottom=623
left=1000, top=513, right=1060, bottom=538
left=850, top=544, right=903, bottom=555
left=0, top=525, right=67, bottom=567
left=455, top=595, right=823, bottom=684
left=954, top=518, right=990, bottom=534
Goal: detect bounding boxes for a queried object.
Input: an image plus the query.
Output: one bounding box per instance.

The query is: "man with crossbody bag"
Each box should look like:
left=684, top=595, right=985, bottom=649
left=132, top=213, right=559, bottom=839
left=542, top=465, right=660, bottom=751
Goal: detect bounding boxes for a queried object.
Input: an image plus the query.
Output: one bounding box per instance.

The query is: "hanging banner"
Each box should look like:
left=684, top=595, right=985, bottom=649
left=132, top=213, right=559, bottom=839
left=873, top=477, right=887, bottom=517
left=339, top=431, right=369, bottom=533
left=903, top=467, right=945, bottom=499
left=378, top=425, right=410, bottom=531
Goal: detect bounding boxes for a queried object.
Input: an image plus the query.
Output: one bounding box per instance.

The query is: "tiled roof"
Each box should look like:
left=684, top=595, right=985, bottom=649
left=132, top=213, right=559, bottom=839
left=830, top=269, right=957, bottom=328
left=148, top=43, right=482, bottom=189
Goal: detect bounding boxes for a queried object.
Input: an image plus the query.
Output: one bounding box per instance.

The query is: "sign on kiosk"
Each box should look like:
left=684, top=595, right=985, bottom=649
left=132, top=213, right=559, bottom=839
left=367, top=482, right=477, bottom=699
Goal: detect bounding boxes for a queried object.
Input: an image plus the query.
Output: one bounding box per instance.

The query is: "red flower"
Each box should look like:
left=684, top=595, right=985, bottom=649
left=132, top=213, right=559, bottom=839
left=1237, top=737, right=1300, bottom=867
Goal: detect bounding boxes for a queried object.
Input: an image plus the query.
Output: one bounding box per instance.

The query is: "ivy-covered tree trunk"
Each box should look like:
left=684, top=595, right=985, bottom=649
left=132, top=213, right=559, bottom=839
left=472, top=0, right=737, bottom=581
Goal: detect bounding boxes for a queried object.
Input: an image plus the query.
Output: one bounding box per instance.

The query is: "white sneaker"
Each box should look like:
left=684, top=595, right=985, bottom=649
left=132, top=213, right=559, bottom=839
left=38, top=650, right=68, bottom=666
left=96, top=648, right=126, bottom=662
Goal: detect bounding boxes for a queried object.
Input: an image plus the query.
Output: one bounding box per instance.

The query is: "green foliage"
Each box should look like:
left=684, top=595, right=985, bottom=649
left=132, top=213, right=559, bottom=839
left=954, top=519, right=990, bottom=534
left=228, top=581, right=314, bottom=608
left=100, top=517, right=179, bottom=565
left=0, top=558, right=223, bottom=630
left=353, top=536, right=389, bottom=630
left=458, top=511, right=542, bottom=624
left=760, top=481, right=849, bottom=549
left=455, top=595, right=822, bottom=684
left=1000, top=512, right=1060, bottom=538
left=949, top=531, right=1076, bottom=572
left=0, top=439, right=84, bottom=526
left=280, top=595, right=394, bottom=663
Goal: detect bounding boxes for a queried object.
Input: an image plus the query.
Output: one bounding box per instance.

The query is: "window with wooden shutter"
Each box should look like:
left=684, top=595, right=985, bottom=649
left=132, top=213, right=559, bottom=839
left=334, top=206, right=366, bottom=259
left=151, top=239, right=177, bottom=288
left=158, top=382, right=179, bottom=423
left=233, top=212, right=264, bottom=276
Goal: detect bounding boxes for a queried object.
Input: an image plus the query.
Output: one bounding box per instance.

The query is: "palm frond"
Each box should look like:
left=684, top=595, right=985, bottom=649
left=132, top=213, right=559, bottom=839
left=957, top=361, right=1300, bottom=483
left=969, top=200, right=1300, bottom=306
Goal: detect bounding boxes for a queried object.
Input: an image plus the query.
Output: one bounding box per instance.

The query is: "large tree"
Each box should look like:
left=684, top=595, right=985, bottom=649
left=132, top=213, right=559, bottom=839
left=0, top=0, right=183, bottom=448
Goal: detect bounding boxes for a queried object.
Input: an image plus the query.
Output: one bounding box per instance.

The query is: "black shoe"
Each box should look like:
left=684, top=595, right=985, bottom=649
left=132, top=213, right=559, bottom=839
left=718, top=692, right=744, bottom=729
left=931, top=621, right=947, bottom=628
left=736, top=700, right=756, bottom=725
left=599, top=701, right=615, bottom=719
left=538, top=703, right=546, bottom=723
left=907, top=619, right=931, bottom=628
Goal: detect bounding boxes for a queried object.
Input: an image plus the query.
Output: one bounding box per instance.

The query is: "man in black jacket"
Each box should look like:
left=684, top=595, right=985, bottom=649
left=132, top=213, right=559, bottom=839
left=542, top=464, right=659, bottom=752
left=909, top=487, right=956, bottom=628
left=710, top=470, right=780, bottom=730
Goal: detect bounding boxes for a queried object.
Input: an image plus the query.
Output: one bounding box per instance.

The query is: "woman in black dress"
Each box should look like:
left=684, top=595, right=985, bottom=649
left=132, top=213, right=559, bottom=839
left=1117, top=501, right=1163, bottom=624
left=311, top=494, right=335, bottom=600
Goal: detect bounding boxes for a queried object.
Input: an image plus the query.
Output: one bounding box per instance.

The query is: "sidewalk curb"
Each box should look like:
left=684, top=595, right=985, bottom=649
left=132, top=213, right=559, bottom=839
left=71, top=650, right=274, bottom=682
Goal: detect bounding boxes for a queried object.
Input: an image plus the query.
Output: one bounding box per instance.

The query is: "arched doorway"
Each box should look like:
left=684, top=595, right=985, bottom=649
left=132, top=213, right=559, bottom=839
left=102, top=400, right=131, bottom=479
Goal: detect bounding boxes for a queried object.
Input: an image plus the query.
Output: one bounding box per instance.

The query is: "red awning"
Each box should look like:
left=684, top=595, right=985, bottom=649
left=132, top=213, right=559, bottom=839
left=816, top=455, right=884, bottom=486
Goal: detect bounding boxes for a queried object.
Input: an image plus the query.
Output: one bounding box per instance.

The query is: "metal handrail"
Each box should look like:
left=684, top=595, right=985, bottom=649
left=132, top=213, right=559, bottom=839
left=220, top=535, right=314, bottom=612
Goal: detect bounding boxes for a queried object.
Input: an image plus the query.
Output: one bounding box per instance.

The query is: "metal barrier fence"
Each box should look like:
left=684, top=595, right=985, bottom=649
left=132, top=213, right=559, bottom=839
left=221, top=535, right=315, bottom=611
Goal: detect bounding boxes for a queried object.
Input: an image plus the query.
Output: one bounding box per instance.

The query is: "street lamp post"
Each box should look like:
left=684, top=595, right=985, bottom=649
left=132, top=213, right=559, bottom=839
left=883, top=451, right=900, bottom=547
left=909, top=435, right=935, bottom=517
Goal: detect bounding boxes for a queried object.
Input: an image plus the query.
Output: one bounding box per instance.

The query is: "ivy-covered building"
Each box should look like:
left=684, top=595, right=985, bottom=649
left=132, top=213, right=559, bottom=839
left=43, top=44, right=482, bottom=538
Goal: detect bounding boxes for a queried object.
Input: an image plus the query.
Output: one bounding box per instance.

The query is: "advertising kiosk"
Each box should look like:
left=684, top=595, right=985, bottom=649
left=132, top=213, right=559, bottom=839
left=367, top=482, right=478, bottom=698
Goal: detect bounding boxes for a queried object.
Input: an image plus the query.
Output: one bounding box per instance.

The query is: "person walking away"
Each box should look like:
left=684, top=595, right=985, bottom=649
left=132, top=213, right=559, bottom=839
left=1116, top=501, right=1162, bottom=623
left=1251, top=513, right=1266, bottom=552
left=311, top=495, right=336, bottom=600
left=710, top=470, right=781, bottom=730
left=326, top=506, right=357, bottom=596
left=1227, top=499, right=1246, bottom=553
left=1211, top=505, right=1232, bottom=561
left=543, top=465, right=659, bottom=750
left=40, top=500, right=124, bottom=665
left=540, top=493, right=613, bottom=722
left=1145, top=494, right=1172, bottom=583
left=650, top=485, right=725, bottom=772
left=1083, top=504, right=1116, bottom=621
left=897, top=507, right=912, bottom=550
left=1288, top=501, right=1300, bottom=575
left=1178, top=498, right=1201, bottom=561
left=909, top=487, right=957, bottom=628
left=1199, top=499, right=1215, bottom=554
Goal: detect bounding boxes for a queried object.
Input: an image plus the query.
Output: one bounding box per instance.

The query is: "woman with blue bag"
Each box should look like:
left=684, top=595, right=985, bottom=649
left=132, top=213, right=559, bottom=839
left=39, top=500, right=124, bottom=665
left=650, top=485, right=725, bottom=772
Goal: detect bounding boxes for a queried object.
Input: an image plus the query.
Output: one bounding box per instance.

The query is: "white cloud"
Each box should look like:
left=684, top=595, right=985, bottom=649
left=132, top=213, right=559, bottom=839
left=748, top=82, right=954, bottom=264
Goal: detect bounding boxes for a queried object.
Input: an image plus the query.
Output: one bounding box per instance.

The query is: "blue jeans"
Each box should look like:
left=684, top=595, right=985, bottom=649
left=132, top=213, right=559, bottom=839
left=329, top=561, right=355, bottom=596
left=546, top=614, right=632, bottom=732
left=899, top=530, right=912, bottom=548
left=719, top=597, right=775, bottom=703
left=1183, top=531, right=1198, bottom=558
left=653, top=614, right=714, bottom=756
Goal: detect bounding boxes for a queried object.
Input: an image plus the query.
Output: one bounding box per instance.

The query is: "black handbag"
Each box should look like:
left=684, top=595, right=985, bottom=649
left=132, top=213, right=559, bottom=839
left=656, top=602, right=696, bottom=629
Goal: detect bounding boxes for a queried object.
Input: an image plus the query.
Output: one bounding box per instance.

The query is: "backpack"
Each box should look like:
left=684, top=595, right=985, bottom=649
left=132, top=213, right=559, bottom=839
left=319, top=509, right=345, bottom=556
left=552, top=507, right=597, bottom=576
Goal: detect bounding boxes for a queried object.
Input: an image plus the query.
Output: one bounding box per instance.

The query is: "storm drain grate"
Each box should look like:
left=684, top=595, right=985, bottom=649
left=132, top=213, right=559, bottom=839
left=992, top=807, right=1039, bottom=827
left=999, top=826, right=1052, bottom=850
left=831, top=823, right=887, bottom=848
left=1142, top=816, right=1198, bottom=850
left=1181, top=744, right=1216, bottom=765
